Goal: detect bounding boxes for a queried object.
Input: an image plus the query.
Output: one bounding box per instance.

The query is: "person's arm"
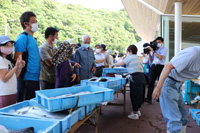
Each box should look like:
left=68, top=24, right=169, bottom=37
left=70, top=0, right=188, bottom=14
left=148, top=52, right=153, bottom=62
left=152, top=62, right=174, bottom=100
left=74, top=50, right=81, bottom=83
left=149, top=47, right=164, bottom=60
left=16, top=60, right=25, bottom=78
left=95, top=58, right=105, bottom=63
left=14, top=52, right=23, bottom=62
left=0, top=55, right=23, bottom=82
left=113, top=61, right=126, bottom=67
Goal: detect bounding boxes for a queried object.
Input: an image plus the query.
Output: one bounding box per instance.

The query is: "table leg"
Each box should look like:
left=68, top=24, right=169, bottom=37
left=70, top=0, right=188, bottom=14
left=123, top=85, right=126, bottom=116
left=190, top=80, right=192, bottom=105
left=95, top=107, right=100, bottom=133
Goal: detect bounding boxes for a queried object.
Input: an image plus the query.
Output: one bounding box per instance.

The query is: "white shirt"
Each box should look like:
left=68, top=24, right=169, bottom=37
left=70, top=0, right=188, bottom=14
left=95, top=53, right=105, bottom=67
left=0, top=56, right=17, bottom=96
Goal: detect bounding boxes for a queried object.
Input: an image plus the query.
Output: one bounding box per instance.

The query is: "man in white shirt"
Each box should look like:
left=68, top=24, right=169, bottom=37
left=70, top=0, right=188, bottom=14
left=94, top=45, right=105, bottom=77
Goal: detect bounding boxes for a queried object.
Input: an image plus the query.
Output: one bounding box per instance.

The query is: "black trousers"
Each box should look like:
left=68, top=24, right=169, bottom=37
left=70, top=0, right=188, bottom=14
left=147, top=64, right=164, bottom=100
left=17, top=78, right=40, bottom=102
left=40, top=80, right=55, bottom=90
left=94, top=66, right=104, bottom=77
left=130, top=72, right=146, bottom=112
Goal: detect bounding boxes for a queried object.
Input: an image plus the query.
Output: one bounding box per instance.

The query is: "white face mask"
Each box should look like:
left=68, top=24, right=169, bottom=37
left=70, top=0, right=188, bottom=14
left=96, top=48, right=101, bottom=53
left=157, top=43, right=162, bottom=47
left=72, top=47, right=75, bottom=52
left=30, top=23, right=38, bottom=32
left=127, top=52, right=130, bottom=56
left=52, top=38, right=58, bottom=44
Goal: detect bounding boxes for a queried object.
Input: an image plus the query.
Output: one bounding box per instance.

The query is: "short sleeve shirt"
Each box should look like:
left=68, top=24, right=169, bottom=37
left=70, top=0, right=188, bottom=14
left=169, top=46, right=200, bottom=81
left=123, top=55, right=144, bottom=73
left=14, top=31, right=41, bottom=81
left=95, top=53, right=105, bottom=67
left=0, top=57, right=17, bottom=96
left=151, top=46, right=168, bottom=65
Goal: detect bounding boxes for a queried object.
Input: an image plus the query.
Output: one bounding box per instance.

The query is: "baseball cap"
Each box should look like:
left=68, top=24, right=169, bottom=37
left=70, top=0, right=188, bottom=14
left=67, top=39, right=76, bottom=45
left=0, top=35, right=15, bottom=45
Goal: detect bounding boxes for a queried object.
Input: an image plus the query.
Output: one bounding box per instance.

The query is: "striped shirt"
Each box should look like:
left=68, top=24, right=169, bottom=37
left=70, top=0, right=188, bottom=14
left=123, top=55, right=144, bottom=73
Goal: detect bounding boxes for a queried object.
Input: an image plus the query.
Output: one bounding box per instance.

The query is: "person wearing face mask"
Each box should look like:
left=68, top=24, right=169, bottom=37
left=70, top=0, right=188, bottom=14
left=113, top=45, right=145, bottom=120
left=74, top=35, right=96, bottom=83
left=145, top=37, right=168, bottom=104
left=39, top=27, right=59, bottom=90
left=0, top=36, right=25, bottom=108
left=14, top=11, right=40, bottom=102
left=94, top=44, right=105, bottom=77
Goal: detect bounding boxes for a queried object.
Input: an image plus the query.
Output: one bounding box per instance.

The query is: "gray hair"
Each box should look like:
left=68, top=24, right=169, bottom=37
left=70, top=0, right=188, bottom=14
left=82, top=35, right=91, bottom=41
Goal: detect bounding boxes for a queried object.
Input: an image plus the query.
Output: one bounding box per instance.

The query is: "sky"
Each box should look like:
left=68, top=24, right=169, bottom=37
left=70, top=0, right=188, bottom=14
left=56, top=0, right=124, bottom=11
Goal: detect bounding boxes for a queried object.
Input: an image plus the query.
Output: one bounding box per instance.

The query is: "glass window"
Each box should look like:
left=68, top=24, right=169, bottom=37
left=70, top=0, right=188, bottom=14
left=162, top=15, right=200, bottom=62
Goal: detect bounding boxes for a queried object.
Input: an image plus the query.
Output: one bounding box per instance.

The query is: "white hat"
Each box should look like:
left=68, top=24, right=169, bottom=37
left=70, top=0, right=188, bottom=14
left=67, top=39, right=76, bottom=45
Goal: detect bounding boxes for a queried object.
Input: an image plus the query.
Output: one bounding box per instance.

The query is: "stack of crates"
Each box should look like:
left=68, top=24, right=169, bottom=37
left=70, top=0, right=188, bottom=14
left=0, top=85, right=114, bottom=133
left=182, top=80, right=200, bottom=105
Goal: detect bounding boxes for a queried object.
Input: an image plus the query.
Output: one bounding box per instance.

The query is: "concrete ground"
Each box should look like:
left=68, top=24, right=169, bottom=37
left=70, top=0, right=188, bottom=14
left=75, top=89, right=200, bottom=133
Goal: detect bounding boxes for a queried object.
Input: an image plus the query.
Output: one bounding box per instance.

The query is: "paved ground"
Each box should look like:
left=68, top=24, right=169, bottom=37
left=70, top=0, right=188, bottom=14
left=75, top=89, right=200, bottom=133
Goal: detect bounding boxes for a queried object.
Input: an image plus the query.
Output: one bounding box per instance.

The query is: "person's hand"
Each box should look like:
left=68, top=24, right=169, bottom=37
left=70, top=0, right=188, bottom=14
left=76, top=75, right=80, bottom=84
left=141, top=52, right=145, bottom=57
left=152, top=86, right=161, bottom=100
left=16, top=55, right=22, bottom=68
left=74, top=63, right=81, bottom=68
left=111, top=64, right=115, bottom=68
left=18, top=60, right=26, bottom=69
left=149, top=47, right=154, bottom=53
left=71, top=74, right=76, bottom=82
left=92, top=67, right=96, bottom=73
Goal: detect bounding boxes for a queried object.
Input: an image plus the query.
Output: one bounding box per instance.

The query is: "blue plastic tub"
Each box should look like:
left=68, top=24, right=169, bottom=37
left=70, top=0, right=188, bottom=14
left=0, top=100, right=85, bottom=133
left=185, top=80, right=200, bottom=94
left=36, top=85, right=114, bottom=112
left=195, top=112, right=200, bottom=126
left=189, top=109, right=200, bottom=120
left=85, top=104, right=100, bottom=116
left=103, top=68, right=127, bottom=74
left=81, top=77, right=124, bottom=92
left=189, top=108, right=200, bottom=126
left=0, top=115, right=59, bottom=133
left=182, top=91, right=196, bottom=105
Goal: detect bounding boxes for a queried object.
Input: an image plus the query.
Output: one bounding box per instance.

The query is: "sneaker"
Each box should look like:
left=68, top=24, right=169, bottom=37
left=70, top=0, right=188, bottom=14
left=128, top=113, right=139, bottom=120
left=129, top=111, right=141, bottom=117
left=137, top=111, right=141, bottom=117
left=145, top=98, right=152, bottom=104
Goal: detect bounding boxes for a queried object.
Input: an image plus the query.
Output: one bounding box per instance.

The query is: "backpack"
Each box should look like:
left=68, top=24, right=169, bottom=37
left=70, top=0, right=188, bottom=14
left=19, top=32, right=29, bottom=80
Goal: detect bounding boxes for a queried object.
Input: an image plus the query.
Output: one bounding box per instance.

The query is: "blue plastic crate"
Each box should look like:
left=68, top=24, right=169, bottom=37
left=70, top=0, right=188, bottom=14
left=0, top=100, right=85, bottom=133
left=189, top=108, right=200, bottom=126
left=81, top=77, right=123, bottom=92
left=85, top=104, right=100, bottom=116
left=103, top=68, right=127, bottom=74
left=0, top=115, right=59, bottom=133
left=185, top=80, right=200, bottom=94
left=102, top=72, right=107, bottom=77
left=182, top=91, right=196, bottom=105
left=189, top=109, right=200, bottom=121
left=36, top=85, right=114, bottom=112
left=195, top=112, right=200, bottom=126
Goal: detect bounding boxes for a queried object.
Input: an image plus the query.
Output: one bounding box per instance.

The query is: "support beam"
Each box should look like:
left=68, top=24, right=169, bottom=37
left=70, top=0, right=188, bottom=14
left=174, top=2, right=182, bottom=56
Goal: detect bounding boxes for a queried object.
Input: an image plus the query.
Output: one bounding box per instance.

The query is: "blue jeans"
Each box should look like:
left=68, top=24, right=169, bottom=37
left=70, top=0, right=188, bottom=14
left=160, top=77, right=188, bottom=133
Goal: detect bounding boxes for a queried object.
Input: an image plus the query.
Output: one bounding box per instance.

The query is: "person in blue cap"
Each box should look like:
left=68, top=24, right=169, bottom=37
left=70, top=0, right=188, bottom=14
left=0, top=35, right=25, bottom=108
